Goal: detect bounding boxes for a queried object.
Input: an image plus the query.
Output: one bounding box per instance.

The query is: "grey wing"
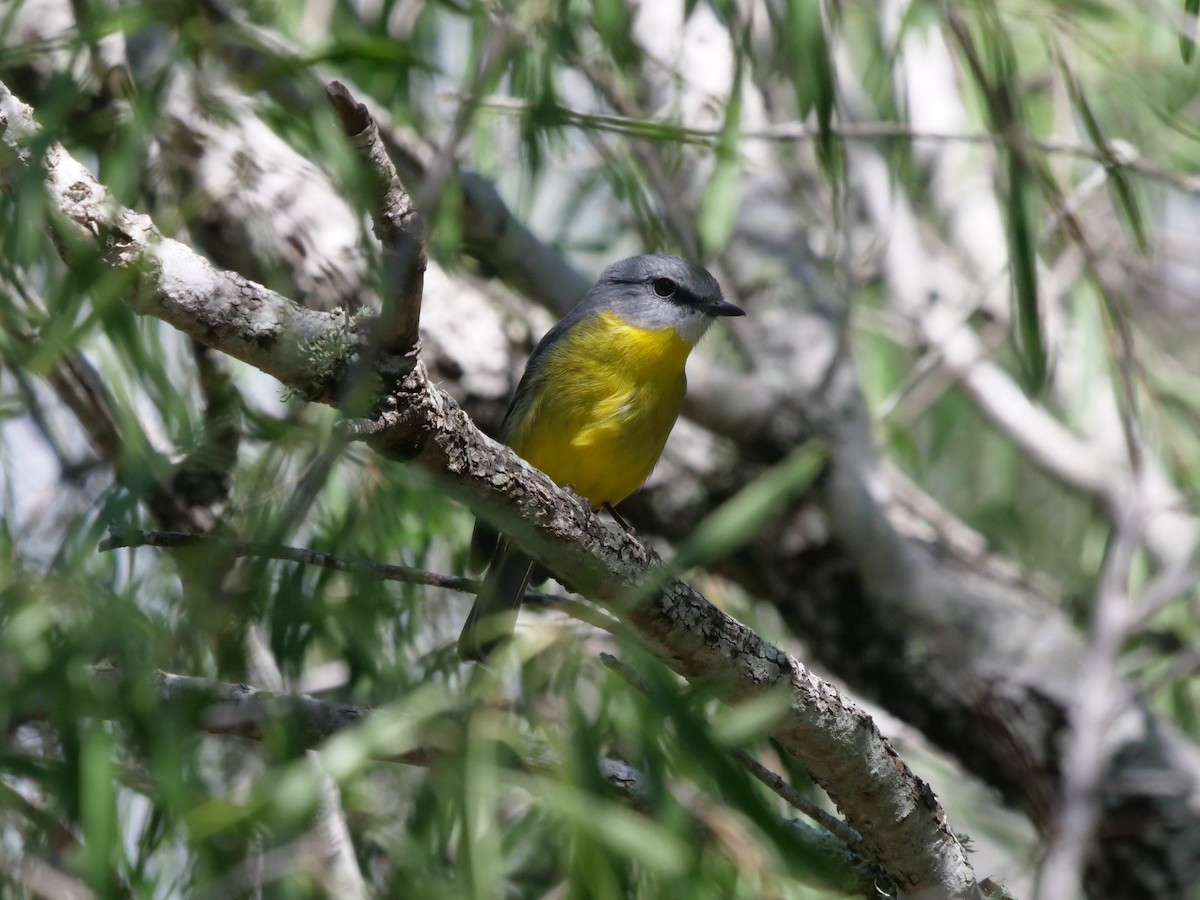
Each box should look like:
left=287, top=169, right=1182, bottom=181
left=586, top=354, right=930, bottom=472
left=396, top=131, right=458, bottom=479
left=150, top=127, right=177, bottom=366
left=498, top=300, right=593, bottom=439
left=470, top=300, right=594, bottom=569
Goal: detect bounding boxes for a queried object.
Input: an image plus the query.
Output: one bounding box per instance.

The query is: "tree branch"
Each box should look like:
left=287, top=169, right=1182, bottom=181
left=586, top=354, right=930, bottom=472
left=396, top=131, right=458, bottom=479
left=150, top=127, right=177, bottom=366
left=325, top=80, right=424, bottom=362
left=205, top=5, right=592, bottom=317
left=348, top=364, right=975, bottom=897
left=1034, top=487, right=1146, bottom=899
left=0, top=77, right=978, bottom=898
left=0, top=82, right=360, bottom=404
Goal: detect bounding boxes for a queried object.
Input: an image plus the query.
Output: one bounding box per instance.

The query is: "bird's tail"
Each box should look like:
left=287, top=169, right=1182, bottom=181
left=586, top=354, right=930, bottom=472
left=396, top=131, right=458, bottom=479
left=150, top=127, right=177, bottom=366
left=457, top=539, right=534, bottom=662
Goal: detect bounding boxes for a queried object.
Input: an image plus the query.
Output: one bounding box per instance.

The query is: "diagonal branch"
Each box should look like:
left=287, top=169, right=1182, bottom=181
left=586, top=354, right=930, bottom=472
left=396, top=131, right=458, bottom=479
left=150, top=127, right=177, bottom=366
left=0, top=76, right=978, bottom=898
left=342, top=364, right=976, bottom=898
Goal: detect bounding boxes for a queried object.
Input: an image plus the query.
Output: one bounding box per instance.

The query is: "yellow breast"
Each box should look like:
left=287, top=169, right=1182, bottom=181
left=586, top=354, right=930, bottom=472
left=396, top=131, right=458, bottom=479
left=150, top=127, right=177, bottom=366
left=508, top=311, right=691, bottom=506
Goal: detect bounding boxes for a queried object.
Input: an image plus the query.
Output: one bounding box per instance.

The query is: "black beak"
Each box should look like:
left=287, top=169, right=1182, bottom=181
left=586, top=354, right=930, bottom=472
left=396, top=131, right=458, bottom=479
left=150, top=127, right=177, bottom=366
left=707, top=297, right=745, bottom=317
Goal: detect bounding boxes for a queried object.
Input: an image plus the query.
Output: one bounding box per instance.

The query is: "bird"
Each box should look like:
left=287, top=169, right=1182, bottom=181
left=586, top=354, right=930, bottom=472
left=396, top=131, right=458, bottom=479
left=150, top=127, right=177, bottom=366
left=458, top=253, right=744, bottom=661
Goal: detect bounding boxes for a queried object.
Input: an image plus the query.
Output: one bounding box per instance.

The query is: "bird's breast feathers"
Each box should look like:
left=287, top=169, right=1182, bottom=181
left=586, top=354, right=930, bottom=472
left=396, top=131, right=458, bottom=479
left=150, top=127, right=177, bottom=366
left=507, top=311, right=693, bottom=504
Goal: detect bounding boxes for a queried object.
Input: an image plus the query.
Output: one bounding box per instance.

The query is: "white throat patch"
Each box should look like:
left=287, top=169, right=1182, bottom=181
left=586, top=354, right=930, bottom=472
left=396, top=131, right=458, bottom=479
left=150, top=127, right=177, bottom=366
left=671, top=309, right=716, bottom=346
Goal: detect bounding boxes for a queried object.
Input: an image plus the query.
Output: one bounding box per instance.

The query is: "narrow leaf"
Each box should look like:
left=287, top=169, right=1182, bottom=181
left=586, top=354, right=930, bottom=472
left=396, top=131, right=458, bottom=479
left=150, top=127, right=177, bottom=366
left=1006, top=153, right=1045, bottom=391
left=697, top=46, right=745, bottom=258
left=618, top=441, right=827, bottom=614
left=519, top=775, right=692, bottom=876
left=1057, top=55, right=1148, bottom=253
left=1183, top=0, right=1200, bottom=63
left=591, top=0, right=638, bottom=68
left=784, top=0, right=839, bottom=173
left=675, top=441, right=827, bottom=571
left=80, top=722, right=117, bottom=888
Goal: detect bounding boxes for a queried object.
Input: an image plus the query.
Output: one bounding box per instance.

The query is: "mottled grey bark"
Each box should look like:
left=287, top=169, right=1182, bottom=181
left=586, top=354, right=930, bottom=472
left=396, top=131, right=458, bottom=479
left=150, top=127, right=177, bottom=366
left=0, top=78, right=980, bottom=898
left=608, top=171, right=1200, bottom=898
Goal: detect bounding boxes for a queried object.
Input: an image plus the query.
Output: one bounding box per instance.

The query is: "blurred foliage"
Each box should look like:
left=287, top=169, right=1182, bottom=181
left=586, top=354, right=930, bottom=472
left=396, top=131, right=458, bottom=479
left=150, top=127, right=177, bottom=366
left=1, top=0, right=1200, bottom=896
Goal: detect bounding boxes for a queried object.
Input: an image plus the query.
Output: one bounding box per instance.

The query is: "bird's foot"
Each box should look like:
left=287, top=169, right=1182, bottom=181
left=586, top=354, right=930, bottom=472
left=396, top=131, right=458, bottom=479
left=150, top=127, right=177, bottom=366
left=603, top=503, right=635, bottom=535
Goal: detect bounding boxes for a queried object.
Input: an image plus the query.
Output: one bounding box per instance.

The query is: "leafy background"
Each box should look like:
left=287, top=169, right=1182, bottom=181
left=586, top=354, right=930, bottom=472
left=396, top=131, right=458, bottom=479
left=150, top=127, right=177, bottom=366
left=2, top=0, right=1200, bottom=897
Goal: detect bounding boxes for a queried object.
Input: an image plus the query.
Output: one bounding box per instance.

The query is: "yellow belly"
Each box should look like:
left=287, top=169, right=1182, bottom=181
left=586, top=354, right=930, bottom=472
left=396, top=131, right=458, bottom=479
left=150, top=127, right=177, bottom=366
left=507, top=312, right=690, bottom=506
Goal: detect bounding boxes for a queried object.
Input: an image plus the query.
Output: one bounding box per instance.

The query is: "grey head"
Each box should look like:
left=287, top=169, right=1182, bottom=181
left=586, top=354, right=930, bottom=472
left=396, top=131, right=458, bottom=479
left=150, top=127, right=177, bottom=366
left=499, top=254, right=742, bottom=439
left=583, top=253, right=744, bottom=344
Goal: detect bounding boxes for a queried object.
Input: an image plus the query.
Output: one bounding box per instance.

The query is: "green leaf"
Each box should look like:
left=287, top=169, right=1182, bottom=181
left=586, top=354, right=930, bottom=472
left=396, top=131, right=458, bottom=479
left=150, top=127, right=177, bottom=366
left=1057, top=54, right=1148, bottom=253
left=955, top=17, right=1046, bottom=390
left=310, top=34, right=418, bottom=68
left=696, top=158, right=739, bottom=256
left=617, top=441, right=826, bottom=615
left=1183, top=0, right=1200, bottom=63
left=697, top=48, right=744, bottom=258
left=676, top=441, right=827, bottom=571
left=1006, top=152, right=1045, bottom=392
left=710, top=687, right=794, bottom=745
left=592, top=0, right=638, bottom=68
left=431, top=178, right=465, bottom=260
left=79, top=721, right=117, bottom=888
left=519, top=774, right=692, bottom=876
left=895, top=0, right=940, bottom=41
left=784, top=0, right=839, bottom=173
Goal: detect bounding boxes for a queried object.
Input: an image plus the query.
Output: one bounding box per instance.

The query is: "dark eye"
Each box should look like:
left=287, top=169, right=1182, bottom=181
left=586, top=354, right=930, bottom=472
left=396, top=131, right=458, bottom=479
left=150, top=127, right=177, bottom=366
left=652, top=277, right=676, bottom=298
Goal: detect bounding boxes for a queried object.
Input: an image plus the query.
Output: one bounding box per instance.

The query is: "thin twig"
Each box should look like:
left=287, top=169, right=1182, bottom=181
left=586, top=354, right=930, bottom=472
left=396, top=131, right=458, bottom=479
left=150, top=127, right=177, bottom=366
left=98, top=526, right=474, bottom=586
left=98, top=528, right=621, bottom=635
left=92, top=665, right=380, bottom=753
left=1035, top=189, right=1152, bottom=896
left=1136, top=558, right=1200, bottom=624
left=448, top=92, right=1200, bottom=196
left=1033, top=488, right=1145, bottom=900
left=872, top=162, right=1112, bottom=426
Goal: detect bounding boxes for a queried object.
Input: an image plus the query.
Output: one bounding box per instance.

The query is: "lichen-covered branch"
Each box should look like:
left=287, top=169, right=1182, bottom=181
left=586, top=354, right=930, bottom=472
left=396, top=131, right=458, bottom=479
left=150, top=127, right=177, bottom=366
left=326, top=80, right=425, bottom=362
left=347, top=364, right=977, bottom=897
left=0, top=77, right=978, bottom=898
left=0, top=82, right=360, bottom=403
left=204, top=4, right=592, bottom=317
